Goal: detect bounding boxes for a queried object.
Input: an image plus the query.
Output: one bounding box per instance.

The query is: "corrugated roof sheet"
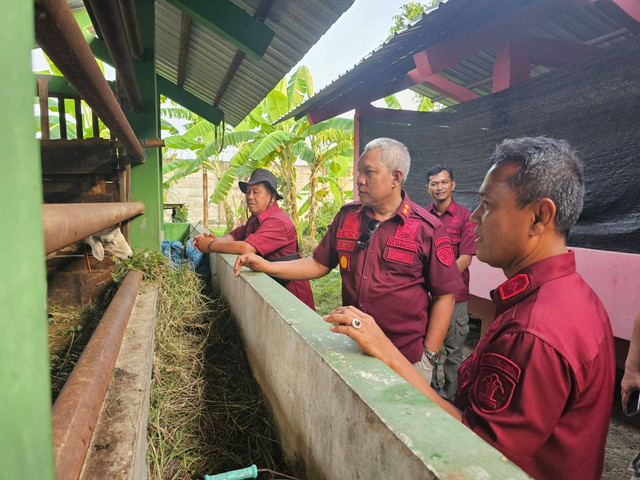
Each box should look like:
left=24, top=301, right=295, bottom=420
left=155, top=0, right=354, bottom=126
left=280, top=0, right=637, bottom=121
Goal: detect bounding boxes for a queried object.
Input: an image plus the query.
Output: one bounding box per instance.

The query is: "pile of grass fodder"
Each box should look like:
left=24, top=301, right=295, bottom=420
left=49, top=297, right=114, bottom=402
left=130, top=251, right=292, bottom=479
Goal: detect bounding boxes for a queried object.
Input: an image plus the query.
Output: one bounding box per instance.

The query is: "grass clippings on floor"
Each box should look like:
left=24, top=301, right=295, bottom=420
left=124, top=251, right=291, bottom=480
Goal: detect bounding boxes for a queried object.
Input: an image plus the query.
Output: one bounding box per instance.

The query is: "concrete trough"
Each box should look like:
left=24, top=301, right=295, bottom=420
left=211, top=253, right=528, bottom=479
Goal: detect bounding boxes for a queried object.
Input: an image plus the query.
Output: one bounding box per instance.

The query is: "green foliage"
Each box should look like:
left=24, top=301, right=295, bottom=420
left=387, top=2, right=435, bottom=39
left=310, top=270, right=343, bottom=316
left=172, top=206, right=189, bottom=223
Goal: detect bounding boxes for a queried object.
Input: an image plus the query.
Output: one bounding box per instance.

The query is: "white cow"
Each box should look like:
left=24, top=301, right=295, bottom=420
left=84, top=226, right=133, bottom=261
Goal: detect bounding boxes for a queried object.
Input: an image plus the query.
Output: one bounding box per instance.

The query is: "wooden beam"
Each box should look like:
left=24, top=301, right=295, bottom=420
left=164, top=0, right=274, bottom=60
left=611, top=0, right=640, bottom=23
left=213, top=0, right=276, bottom=107
left=408, top=69, right=480, bottom=103
left=176, top=14, right=192, bottom=87
left=157, top=75, right=223, bottom=125
left=413, top=0, right=595, bottom=77
left=493, top=41, right=530, bottom=93
left=41, top=138, right=115, bottom=175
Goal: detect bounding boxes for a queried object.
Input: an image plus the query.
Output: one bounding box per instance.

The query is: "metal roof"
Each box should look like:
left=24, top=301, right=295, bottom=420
left=155, top=0, right=354, bottom=126
left=280, top=0, right=637, bottom=120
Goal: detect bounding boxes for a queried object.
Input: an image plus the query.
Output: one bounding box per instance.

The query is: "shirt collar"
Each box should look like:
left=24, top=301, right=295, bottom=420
left=359, top=190, right=412, bottom=224
left=428, top=198, right=456, bottom=217
left=254, top=202, right=280, bottom=223
left=491, top=251, right=577, bottom=313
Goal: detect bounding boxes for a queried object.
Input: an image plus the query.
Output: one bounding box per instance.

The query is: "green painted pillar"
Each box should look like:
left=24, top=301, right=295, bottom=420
left=127, top=0, right=162, bottom=250
left=0, top=2, right=55, bottom=478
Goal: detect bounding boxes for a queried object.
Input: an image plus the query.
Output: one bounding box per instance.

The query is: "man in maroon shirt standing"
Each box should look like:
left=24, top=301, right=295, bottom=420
left=326, top=137, right=615, bottom=480
left=235, top=138, right=463, bottom=381
left=193, top=168, right=314, bottom=310
left=426, top=164, right=477, bottom=402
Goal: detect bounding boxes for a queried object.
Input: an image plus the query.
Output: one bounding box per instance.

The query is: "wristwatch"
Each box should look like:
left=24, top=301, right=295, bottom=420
left=424, top=348, right=442, bottom=366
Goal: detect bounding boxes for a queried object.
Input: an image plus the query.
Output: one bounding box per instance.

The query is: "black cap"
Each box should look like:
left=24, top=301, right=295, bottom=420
left=238, top=168, right=283, bottom=200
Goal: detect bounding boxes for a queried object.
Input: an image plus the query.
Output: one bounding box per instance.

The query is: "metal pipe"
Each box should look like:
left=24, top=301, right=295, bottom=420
left=34, top=0, right=144, bottom=159
left=118, top=0, right=145, bottom=62
left=42, top=202, right=145, bottom=254
left=85, top=0, right=143, bottom=111
left=51, top=270, right=144, bottom=480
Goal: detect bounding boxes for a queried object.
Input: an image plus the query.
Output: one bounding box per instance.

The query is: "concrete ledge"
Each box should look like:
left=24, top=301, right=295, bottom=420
left=80, top=283, right=157, bottom=480
left=212, top=254, right=528, bottom=479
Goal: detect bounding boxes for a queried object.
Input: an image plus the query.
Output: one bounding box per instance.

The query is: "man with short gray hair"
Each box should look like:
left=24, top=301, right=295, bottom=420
left=326, top=137, right=615, bottom=480
left=235, top=138, right=464, bottom=380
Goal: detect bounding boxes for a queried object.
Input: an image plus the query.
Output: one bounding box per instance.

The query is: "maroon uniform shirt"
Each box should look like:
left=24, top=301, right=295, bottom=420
left=313, top=191, right=464, bottom=363
left=426, top=199, right=476, bottom=302
left=454, top=252, right=614, bottom=480
left=230, top=203, right=315, bottom=310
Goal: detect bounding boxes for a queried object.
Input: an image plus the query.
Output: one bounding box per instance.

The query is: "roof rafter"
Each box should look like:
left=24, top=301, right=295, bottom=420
left=157, top=75, right=223, bottom=125
left=164, top=0, right=275, bottom=60
left=412, top=0, right=596, bottom=77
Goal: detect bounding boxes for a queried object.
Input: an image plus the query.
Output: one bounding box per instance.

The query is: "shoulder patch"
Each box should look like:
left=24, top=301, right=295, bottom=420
left=465, top=222, right=476, bottom=237
left=474, top=353, right=521, bottom=413
left=498, top=274, right=530, bottom=300
left=435, top=236, right=454, bottom=266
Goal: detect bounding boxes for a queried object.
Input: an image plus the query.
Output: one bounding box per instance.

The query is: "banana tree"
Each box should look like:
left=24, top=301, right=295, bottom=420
left=211, top=66, right=353, bottom=233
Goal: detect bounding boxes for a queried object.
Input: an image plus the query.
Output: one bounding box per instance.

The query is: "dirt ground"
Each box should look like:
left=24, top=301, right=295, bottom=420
left=456, top=319, right=640, bottom=480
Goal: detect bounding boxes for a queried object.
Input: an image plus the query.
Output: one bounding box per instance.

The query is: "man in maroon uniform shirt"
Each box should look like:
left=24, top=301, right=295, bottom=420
left=326, top=137, right=614, bottom=480
left=235, top=138, right=463, bottom=381
left=193, top=168, right=314, bottom=309
left=426, top=164, right=477, bottom=401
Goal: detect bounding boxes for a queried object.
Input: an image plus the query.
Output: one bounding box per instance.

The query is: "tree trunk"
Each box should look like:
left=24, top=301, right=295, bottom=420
left=202, top=168, right=209, bottom=229
left=308, top=171, right=318, bottom=239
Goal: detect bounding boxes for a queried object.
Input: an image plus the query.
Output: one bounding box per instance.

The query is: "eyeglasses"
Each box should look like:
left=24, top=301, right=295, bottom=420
left=357, top=219, right=381, bottom=250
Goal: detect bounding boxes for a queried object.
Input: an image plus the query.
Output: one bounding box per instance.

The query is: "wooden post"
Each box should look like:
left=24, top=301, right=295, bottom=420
left=74, top=98, right=83, bottom=139
left=58, top=97, right=67, bottom=140
left=38, top=78, right=50, bottom=140
left=203, top=167, right=209, bottom=228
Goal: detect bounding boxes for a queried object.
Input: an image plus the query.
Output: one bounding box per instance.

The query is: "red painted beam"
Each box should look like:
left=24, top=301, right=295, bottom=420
left=513, top=35, right=598, bottom=67
left=493, top=41, right=531, bottom=93
left=409, top=69, right=481, bottom=103
left=611, top=0, right=640, bottom=23
left=413, top=0, right=595, bottom=78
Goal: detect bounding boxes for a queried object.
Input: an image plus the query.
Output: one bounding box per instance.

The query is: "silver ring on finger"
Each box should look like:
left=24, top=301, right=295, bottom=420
left=350, top=318, right=362, bottom=329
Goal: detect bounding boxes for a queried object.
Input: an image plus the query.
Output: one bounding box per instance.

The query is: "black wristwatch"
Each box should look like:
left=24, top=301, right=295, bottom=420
left=424, top=348, right=442, bottom=366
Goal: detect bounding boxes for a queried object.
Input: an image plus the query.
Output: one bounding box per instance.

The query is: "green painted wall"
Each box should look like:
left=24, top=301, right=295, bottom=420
left=128, top=0, right=163, bottom=250
left=0, top=2, right=55, bottom=478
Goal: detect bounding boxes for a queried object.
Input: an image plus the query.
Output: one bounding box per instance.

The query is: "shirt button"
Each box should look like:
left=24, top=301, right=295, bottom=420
left=368, top=249, right=374, bottom=254
left=360, top=303, right=365, bottom=308
left=363, top=275, right=368, bottom=280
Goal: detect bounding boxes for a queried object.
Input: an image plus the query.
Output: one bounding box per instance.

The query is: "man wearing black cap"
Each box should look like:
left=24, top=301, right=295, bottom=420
left=193, top=168, right=314, bottom=309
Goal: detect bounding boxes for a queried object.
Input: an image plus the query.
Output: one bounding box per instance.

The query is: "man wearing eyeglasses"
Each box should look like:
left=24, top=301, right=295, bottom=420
left=235, top=138, right=464, bottom=381
left=426, top=164, right=477, bottom=402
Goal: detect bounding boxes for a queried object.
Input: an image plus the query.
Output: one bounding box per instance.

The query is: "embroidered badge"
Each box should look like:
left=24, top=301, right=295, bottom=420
left=474, top=353, right=521, bottom=413
left=386, top=248, right=414, bottom=264
left=451, top=216, right=460, bottom=223
left=386, top=237, right=419, bottom=252
left=395, top=219, right=420, bottom=241
left=343, top=210, right=361, bottom=230
left=339, top=254, right=350, bottom=271
left=434, top=236, right=454, bottom=266
left=465, top=223, right=475, bottom=237
left=336, top=239, right=356, bottom=252
left=402, top=202, right=410, bottom=215
left=498, top=274, right=530, bottom=300
left=337, top=229, right=360, bottom=239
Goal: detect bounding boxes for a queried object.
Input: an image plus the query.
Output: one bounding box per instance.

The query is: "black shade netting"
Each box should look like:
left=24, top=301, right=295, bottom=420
left=359, top=36, right=640, bottom=254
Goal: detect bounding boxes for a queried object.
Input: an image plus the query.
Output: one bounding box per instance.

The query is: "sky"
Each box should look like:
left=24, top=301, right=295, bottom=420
left=289, top=0, right=419, bottom=108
